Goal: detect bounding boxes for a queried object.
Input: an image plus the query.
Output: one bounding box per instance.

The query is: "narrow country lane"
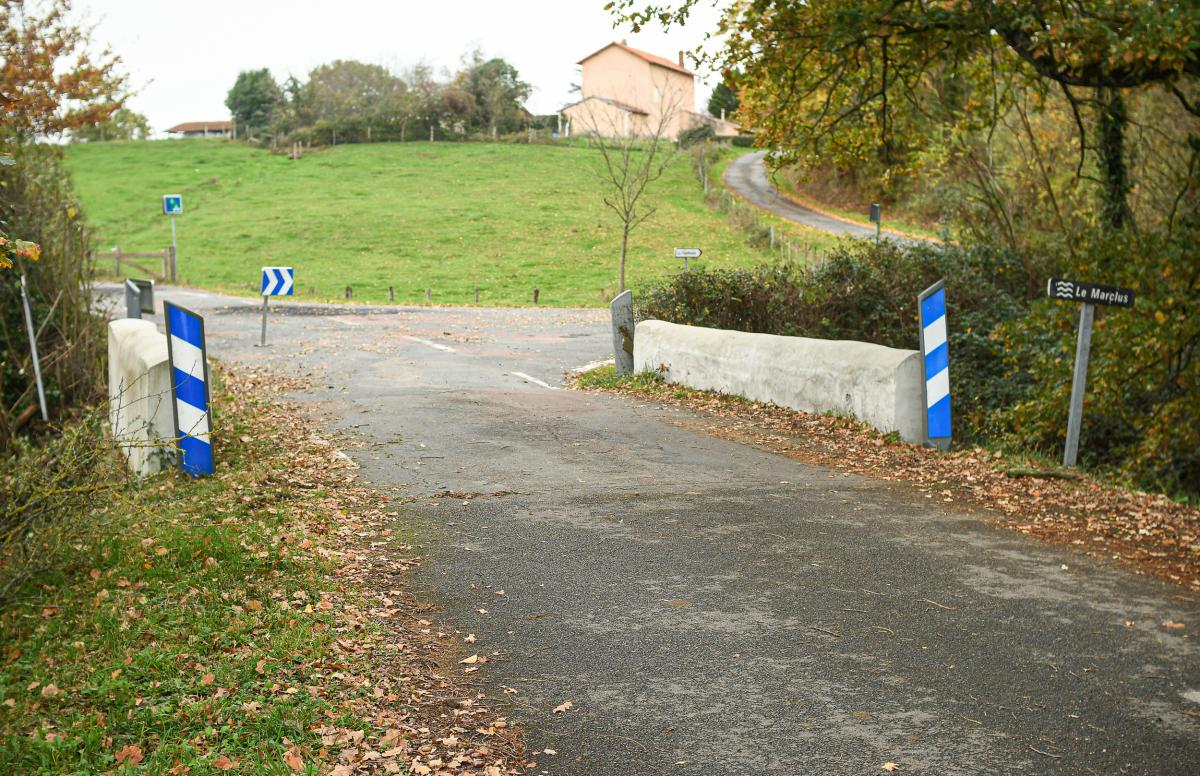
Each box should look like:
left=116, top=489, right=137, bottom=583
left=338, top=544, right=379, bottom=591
left=109, top=285, right=1199, bottom=775
left=724, top=151, right=924, bottom=243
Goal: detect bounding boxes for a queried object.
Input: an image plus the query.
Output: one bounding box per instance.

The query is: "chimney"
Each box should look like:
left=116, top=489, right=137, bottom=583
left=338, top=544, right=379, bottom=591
left=678, top=51, right=685, bottom=68
left=621, top=38, right=627, bottom=46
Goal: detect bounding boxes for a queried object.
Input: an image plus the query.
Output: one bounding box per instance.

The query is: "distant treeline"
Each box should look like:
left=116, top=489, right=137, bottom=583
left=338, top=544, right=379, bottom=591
left=226, top=50, right=557, bottom=147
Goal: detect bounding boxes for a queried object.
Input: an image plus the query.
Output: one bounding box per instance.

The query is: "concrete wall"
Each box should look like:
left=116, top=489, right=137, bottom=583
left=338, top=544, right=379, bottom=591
left=108, top=319, right=175, bottom=475
left=634, top=320, right=925, bottom=442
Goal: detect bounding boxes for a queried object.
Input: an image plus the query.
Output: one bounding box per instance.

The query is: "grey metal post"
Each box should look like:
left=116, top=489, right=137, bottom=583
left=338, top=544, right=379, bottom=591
left=610, top=290, right=635, bottom=376
left=170, top=216, right=177, bottom=268
left=259, top=295, right=269, bottom=347
left=1062, top=302, right=1094, bottom=467
left=474, top=286, right=479, bottom=304
left=124, top=279, right=141, bottom=318
left=19, top=275, right=49, bottom=421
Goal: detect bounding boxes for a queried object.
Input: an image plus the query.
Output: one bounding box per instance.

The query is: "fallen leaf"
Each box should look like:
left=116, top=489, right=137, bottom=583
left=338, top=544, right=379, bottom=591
left=883, top=763, right=900, bottom=772
left=115, top=744, right=144, bottom=765
left=212, top=754, right=234, bottom=770
left=553, top=700, right=573, bottom=714
left=284, top=747, right=304, bottom=771
left=200, top=673, right=215, bottom=686
left=41, top=684, right=62, bottom=697
left=1162, top=620, right=1186, bottom=629
left=459, top=654, right=479, bottom=665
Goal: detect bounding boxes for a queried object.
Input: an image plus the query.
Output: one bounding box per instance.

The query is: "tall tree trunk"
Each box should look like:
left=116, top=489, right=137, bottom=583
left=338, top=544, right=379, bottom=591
left=619, top=223, right=630, bottom=293
left=1097, top=87, right=1132, bottom=230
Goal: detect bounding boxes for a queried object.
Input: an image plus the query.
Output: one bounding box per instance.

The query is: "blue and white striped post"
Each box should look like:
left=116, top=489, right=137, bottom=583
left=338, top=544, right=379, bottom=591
left=918, top=279, right=952, bottom=450
left=164, top=301, right=213, bottom=476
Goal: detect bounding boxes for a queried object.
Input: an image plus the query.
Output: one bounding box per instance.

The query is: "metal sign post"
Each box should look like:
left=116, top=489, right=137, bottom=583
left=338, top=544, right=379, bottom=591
left=164, top=301, right=213, bottom=477
left=258, top=266, right=295, bottom=347
left=1046, top=278, right=1135, bottom=467
left=674, top=247, right=702, bottom=272
left=918, top=279, right=951, bottom=450
left=162, top=195, right=182, bottom=281
left=18, top=275, right=49, bottom=422
left=869, top=204, right=882, bottom=244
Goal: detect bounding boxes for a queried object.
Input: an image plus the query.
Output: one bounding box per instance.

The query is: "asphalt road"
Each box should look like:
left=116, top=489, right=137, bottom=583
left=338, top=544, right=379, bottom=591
left=724, top=152, right=920, bottom=243
left=109, top=285, right=1199, bottom=775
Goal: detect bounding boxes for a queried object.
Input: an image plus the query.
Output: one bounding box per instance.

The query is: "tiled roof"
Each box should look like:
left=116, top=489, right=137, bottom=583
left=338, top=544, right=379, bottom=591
left=166, top=121, right=234, bottom=133
left=578, top=42, right=693, bottom=76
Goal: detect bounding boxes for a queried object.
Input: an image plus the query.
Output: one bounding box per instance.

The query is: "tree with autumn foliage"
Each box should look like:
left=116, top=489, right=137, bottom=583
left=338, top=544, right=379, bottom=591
left=611, top=1, right=1200, bottom=495
left=1, top=0, right=127, bottom=441
left=1, top=0, right=126, bottom=143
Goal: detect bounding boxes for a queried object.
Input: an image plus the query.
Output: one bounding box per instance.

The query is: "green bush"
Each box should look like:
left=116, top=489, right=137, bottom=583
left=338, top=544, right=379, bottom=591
left=636, top=239, right=1038, bottom=446
left=998, top=227, right=1199, bottom=496
left=731, top=134, right=756, bottom=148
left=0, top=146, right=103, bottom=447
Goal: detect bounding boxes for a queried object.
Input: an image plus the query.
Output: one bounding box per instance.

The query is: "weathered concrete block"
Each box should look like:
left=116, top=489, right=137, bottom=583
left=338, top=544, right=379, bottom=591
left=108, top=319, right=175, bottom=475
left=634, top=320, right=924, bottom=442
left=610, top=290, right=635, bottom=375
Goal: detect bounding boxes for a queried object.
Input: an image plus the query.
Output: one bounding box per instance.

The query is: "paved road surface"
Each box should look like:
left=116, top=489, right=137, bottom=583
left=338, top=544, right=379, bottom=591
left=108, top=286, right=1198, bottom=774
left=725, top=152, right=921, bottom=243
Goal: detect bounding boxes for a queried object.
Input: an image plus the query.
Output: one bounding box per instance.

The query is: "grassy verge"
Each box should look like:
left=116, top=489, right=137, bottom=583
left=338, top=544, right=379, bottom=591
left=67, top=139, right=805, bottom=308
left=575, top=365, right=1200, bottom=591
left=0, top=367, right=525, bottom=774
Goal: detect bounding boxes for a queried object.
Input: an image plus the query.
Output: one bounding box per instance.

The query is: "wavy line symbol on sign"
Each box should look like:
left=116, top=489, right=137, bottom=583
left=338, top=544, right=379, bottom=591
left=1054, top=280, right=1075, bottom=296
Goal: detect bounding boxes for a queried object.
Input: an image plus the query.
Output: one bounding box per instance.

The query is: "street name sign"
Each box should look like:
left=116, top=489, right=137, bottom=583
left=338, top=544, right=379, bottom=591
left=1047, top=277, right=1135, bottom=467
left=162, top=194, right=183, bottom=215
left=674, top=248, right=702, bottom=259
left=1046, top=278, right=1134, bottom=308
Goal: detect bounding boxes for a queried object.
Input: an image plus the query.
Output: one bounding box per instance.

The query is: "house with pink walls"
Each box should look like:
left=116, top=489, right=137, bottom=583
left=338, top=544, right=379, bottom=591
left=560, top=42, right=738, bottom=141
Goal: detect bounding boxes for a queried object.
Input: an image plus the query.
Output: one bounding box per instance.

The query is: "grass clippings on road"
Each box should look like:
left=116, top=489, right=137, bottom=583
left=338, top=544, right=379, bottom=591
left=0, top=365, right=527, bottom=775
left=575, top=366, right=1200, bottom=593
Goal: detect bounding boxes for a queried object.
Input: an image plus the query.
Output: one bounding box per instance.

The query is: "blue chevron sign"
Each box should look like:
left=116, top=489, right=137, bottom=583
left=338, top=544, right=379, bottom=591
left=164, top=301, right=213, bottom=476
left=918, top=279, right=952, bottom=447
left=261, top=266, right=294, bottom=296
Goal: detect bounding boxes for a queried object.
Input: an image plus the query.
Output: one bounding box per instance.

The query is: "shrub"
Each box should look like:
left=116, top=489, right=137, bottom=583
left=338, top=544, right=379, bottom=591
left=998, top=226, right=1199, bottom=496
left=0, top=146, right=104, bottom=447
left=678, top=124, right=716, bottom=148
left=636, top=239, right=1038, bottom=446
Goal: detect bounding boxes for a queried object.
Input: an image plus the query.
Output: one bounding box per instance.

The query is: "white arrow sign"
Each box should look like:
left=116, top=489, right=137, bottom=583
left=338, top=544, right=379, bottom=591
left=260, top=266, right=294, bottom=296
left=674, top=248, right=702, bottom=259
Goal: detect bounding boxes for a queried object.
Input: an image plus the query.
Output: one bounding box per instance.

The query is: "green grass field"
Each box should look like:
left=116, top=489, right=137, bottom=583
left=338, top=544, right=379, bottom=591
left=66, top=139, right=825, bottom=307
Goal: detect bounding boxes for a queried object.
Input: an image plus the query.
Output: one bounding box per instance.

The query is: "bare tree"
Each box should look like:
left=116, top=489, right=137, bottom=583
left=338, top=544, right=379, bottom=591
left=584, top=89, right=681, bottom=294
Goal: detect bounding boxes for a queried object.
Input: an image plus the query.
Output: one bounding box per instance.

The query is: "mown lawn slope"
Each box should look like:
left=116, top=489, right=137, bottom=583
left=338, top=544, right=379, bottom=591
left=67, top=139, right=774, bottom=306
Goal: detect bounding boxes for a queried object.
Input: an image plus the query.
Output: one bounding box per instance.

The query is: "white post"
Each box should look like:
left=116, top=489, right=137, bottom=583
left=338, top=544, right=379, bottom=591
left=170, top=215, right=178, bottom=274
left=19, top=275, right=49, bottom=421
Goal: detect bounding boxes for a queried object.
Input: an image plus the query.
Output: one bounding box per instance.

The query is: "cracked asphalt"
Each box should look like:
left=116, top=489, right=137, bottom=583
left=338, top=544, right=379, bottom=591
left=108, top=285, right=1199, bottom=775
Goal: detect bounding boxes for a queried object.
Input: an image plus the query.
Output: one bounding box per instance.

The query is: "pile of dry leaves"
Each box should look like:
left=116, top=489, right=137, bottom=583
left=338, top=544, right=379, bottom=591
left=225, top=367, right=533, bottom=775
left=579, top=378, right=1199, bottom=592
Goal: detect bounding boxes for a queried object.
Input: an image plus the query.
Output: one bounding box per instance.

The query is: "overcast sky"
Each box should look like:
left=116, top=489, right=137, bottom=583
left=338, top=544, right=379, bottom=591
left=75, top=0, right=728, bottom=135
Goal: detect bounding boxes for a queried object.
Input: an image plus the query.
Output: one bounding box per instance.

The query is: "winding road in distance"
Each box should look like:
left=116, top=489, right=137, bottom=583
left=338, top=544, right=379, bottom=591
left=724, top=150, right=928, bottom=244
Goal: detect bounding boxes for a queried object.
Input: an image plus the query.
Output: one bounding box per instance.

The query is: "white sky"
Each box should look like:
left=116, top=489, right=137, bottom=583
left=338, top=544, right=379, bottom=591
left=75, top=0, right=728, bottom=135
